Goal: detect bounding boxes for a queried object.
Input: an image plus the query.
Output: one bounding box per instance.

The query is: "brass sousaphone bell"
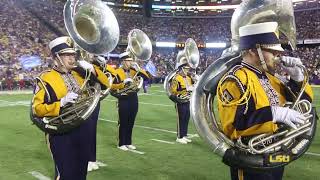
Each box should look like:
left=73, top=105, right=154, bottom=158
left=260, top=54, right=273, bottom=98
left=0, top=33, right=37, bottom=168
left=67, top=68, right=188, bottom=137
left=111, top=29, right=152, bottom=97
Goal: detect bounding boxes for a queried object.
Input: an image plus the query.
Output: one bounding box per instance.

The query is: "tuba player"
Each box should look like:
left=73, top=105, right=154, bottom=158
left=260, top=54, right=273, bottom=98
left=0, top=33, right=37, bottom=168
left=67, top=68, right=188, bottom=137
left=32, top=36, right=110, bottom=180
left=217, top=22, right=313, bottom=180
left=170, top=57, right=197, bottom=144
left=111, top=52, right=150, bottom=151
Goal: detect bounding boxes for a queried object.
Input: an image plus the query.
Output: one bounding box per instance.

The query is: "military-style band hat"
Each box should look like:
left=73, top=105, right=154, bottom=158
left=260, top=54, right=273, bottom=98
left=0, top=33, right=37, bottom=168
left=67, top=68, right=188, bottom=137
left=239, top=22, right=284, bottom=52
left=49, top=36, right=76, bottom=55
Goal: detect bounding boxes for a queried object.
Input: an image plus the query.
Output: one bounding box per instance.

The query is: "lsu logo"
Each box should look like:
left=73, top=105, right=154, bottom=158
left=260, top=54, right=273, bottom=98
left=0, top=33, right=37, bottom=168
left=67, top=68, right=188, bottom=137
left=269, top=155, right=290, bottom=163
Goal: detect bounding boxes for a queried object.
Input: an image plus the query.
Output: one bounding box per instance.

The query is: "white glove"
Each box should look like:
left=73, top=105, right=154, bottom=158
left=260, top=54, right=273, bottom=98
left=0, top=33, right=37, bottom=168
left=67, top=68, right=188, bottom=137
left=123, top=78, right=133, bottom=84
left=78, top=60, right=94, bottom=73
left=187, top=86, right=194, bottom=92
left=192, top=74, right=200, bottom=82
left=96, top=56, right=106, bottom=65
left=271, top=106, right=306, bottom=129
left=280, top=56, right=304, bottom=82
left=60, top=92, right=79, bottom=107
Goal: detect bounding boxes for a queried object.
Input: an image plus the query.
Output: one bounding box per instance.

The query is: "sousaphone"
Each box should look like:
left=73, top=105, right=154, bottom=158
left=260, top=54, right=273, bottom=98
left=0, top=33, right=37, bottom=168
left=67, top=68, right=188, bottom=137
left=190, top=0, right=317, bottom=171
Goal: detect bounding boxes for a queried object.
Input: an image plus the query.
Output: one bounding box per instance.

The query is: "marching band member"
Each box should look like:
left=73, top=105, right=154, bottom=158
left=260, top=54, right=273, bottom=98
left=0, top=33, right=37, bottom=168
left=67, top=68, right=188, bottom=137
left=32, top=36, right=110, bottom=179
left=217, top=22, right=313, bottom=180
left=111, top=52, right=150, bottom=151
left=170, top=60, right=197, bottom=144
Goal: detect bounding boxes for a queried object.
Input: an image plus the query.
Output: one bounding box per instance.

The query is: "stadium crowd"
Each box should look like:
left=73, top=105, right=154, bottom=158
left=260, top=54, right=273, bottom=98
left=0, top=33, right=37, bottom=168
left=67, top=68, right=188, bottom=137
left=0, top=0, right=319, bottom=90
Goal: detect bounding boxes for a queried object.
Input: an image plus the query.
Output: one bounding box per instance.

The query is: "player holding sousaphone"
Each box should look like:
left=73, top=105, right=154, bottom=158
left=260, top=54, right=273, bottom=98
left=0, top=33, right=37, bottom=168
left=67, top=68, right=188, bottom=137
left=30, top=0, right=120, bottom=179
left=110, top=29, right=152, bottom=151
left=191, top=0, right=317, bottom=180
left=164, top=38, right=200, bottom=144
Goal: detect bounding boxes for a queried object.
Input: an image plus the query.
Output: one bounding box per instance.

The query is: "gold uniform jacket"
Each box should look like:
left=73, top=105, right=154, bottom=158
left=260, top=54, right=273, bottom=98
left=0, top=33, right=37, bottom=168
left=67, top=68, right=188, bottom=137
left=217, top=62, right=313, bottom=140
left=111, top=67, right=149, bottom=91
left=170, top=74, right=194, bottom=97
left=32, top=66, right=110, bottom=118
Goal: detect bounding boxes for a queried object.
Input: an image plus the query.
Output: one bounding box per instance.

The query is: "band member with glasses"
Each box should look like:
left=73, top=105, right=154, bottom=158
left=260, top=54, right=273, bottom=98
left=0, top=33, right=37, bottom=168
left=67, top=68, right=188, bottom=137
left=217, top=22, right=313, bottom=180
left=32, top=36, right=110, bottom=180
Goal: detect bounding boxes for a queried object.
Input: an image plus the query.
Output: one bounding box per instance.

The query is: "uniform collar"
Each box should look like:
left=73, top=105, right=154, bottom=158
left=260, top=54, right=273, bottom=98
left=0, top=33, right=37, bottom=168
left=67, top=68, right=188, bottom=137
left=241, top=61, right=263, bottom=75
left=53, top=66, right=69, bottom=74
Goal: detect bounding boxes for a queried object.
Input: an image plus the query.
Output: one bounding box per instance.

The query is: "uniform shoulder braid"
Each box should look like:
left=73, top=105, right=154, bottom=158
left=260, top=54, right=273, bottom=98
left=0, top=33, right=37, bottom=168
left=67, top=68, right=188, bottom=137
left=217, top=64, right=253, bottom=112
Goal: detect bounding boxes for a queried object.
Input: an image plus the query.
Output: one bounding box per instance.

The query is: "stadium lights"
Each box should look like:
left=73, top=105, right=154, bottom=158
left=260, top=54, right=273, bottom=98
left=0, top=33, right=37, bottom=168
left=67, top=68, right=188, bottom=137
left=152, top=5, right=239, bottom=10
left=206, top=43, right=227, bottom=48
left=152, top=0, right=310, bottom=10
left=156, top=42, right=176, bottom=48
left=123, top=3, right=140, bottom=8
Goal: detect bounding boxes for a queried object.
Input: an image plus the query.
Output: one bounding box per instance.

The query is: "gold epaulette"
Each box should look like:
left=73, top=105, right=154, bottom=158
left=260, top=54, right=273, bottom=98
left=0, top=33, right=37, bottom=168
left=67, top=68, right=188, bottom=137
left=37, top=69, right=52, bottom=79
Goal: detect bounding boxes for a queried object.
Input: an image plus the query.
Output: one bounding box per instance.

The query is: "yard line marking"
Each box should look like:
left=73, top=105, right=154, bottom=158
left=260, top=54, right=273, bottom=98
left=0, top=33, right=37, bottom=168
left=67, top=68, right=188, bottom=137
left=305, top=152, right=320, bottom=157
left=149, top=85, right=163, bottom=88
left=138, top=93, right=164, bottom=97
left=187, top=134, right=200, bottom=138
left=0, top=100, right=30, bottom=107
left=28, top=171, right=50, bottom=180
left=104, top=99, right=172, bottom=107
left=99, top=118, right=198, bottom=138
left=153, top=90, right=166, bottom=93
left=151, top=139, right=175, bottom=144
left=100, top=118, right=176, bottom=134
left=0, top=90, right=32, bottom=95
left=96, top=161, right=108, bottom=167
left=139, top=101, right=172, bottom=107
left=128, top=149, right=145, bottom=154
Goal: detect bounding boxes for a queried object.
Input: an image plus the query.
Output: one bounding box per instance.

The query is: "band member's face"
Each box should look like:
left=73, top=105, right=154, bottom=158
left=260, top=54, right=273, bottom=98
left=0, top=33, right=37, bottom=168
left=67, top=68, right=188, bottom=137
left=181, top=67, right=190, bottom=76
left=58, top=53, right=76, bottom=71
left=262, top=49, right=282, bottom=74
left=123, top=59, right=133, bottom=70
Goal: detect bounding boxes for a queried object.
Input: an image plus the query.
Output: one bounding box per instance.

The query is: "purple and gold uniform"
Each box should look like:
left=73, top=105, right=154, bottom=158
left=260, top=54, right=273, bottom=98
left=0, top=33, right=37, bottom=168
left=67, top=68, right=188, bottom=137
left=111, top=67, right=149, bottom=147
left=217, top=22, right=313, bottom=180
left=170, top=73, right=194, bottom=139
left=32, top=37, right=110, bottom=180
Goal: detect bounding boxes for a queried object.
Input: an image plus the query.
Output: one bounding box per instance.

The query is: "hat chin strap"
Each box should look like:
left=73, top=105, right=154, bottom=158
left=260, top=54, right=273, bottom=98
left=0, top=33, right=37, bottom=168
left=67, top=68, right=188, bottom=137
left=256, top=44, right=269, bottom=72
left=181, top=65, right=189, bottom=76
left=56, top=54, right=69, bottom=73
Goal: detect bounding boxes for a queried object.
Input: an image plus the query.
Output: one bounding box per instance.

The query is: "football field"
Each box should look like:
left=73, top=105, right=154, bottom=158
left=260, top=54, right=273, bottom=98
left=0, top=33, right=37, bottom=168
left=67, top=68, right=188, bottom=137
left=0, top=85, right=319, bottom=180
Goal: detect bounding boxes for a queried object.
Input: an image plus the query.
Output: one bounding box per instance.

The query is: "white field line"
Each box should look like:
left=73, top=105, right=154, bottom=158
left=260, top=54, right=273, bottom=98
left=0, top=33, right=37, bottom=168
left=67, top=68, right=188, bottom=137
left=128, top=149, right=145, bottom=155
left=104, top=99, right=173, bottom=107
left=151, top=139, right=175, bottom=144
left=28, top=171, right=50, bottom=180
left=0, top=90, right=32, bottom=95
left=99, top=118, right=198, bottom=138
left=0, top=100, right=30, bottom=107
left=153, top=90, right=166, bottom=93
left=305, top=152, right=320, bottom=157
left=148, top=85, right=163, bottom=88
left=96, top=161, right=107, bottom=167
left=138, top=93, right=165, bottom=97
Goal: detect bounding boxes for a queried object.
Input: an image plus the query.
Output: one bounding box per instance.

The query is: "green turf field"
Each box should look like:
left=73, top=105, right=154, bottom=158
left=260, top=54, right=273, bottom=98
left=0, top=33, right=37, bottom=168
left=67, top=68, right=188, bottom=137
left=0, top=85, right=319, bottom=180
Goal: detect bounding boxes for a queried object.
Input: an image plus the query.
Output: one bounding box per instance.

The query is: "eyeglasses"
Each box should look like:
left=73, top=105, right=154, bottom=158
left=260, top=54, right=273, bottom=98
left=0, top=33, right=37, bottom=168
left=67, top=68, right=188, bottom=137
left=261, top=48, right=282, bottom=56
